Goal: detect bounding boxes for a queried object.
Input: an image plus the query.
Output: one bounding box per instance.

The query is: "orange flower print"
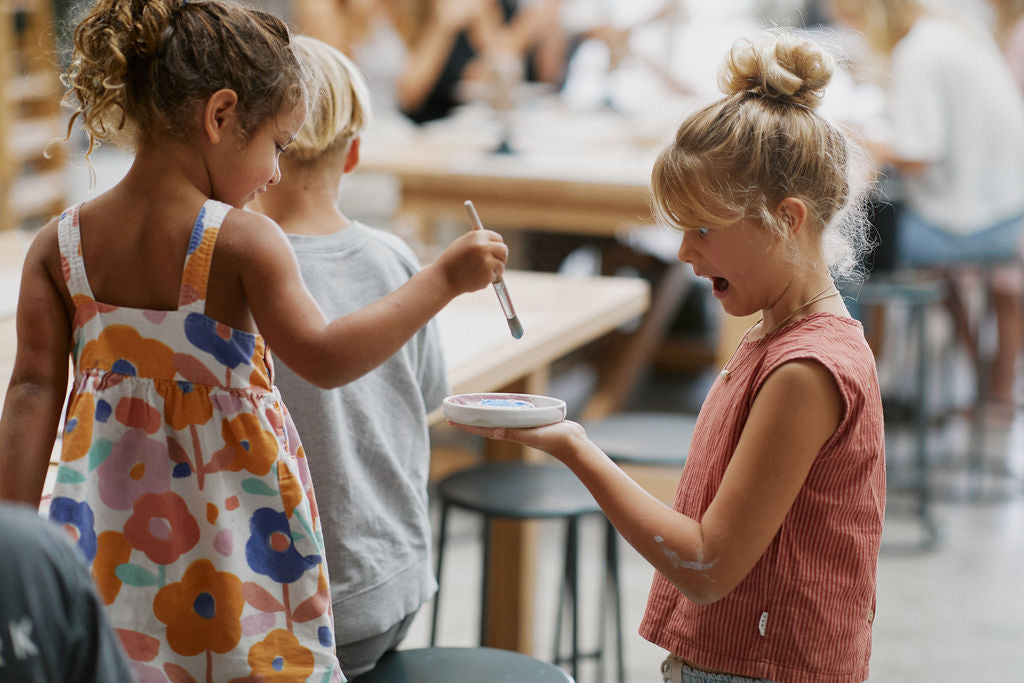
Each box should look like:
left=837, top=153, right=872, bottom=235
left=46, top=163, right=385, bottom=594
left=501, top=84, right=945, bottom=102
left=246, top=629, right=314, bottom=681
left=211, top=414, right=278, bottom=476
left=93, top=530, right=132, bottom=605
left=61, top=392, right=95, bottom=462
left=158, top=380, right=213, bottom=431
left=277, top=460, right=302, bottom=520
left=153, top=559, right=244, bottom=657
left=123, top=491, right=200, bottom=565
left=79, top=325, right=176, bottom=379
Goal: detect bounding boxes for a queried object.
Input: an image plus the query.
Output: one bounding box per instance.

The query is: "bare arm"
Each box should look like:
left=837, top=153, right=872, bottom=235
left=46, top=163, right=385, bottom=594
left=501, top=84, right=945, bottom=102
left=396, top=0, right=490, bottom=112
left=230, top=210, right=506, bottom=388
left=452, top=360, right=842, bottom=603
left=0, top=222, right=71, bottom=505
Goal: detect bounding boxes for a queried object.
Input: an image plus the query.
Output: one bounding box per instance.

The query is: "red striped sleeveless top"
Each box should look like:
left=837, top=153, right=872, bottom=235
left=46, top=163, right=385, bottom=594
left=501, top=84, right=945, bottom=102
left=639, top=313, right=885, bottom=683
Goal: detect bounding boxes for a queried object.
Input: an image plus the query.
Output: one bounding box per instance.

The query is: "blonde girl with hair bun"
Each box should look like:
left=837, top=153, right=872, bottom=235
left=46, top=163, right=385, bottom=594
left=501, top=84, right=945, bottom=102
left=450, top=30, right=885, bottom=683
left=255, top=35, right=460, bottom=678
left=0, top=1, right=509, bottom=680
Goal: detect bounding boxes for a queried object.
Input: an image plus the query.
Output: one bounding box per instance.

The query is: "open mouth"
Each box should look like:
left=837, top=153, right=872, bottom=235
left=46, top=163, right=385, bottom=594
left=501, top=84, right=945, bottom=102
left=712, top=277, right=730, bottom=292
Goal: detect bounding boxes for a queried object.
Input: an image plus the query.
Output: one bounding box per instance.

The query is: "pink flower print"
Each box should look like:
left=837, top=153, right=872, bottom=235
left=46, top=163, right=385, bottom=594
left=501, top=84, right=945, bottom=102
left=98, top=430, right=171, bottom=510
left=123, top=491, right=200, bottom=565
left=211, top=392, right=244, bottom=415
left=114, top=396, right=162, bottom=433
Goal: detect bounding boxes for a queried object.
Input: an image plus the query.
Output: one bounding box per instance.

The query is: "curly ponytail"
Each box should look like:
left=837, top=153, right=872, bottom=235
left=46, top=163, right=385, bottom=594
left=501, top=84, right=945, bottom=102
left=63, top=0, right=305, bottom=156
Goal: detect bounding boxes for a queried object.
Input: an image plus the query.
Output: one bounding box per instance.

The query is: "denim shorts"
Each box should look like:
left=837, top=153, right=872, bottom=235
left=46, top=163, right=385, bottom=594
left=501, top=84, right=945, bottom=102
left=897, top=210, right=1024, bottom=268
left=661, top=655, right=777, bottom=683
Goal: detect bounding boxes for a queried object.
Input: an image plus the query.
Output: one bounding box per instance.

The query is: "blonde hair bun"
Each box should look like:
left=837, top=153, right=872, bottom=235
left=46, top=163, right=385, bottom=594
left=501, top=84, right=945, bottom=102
left=719, top=32, right=835, bottom=110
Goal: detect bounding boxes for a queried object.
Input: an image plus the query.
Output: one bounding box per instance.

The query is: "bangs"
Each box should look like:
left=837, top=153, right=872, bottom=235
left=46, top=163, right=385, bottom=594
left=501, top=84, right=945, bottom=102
left=650, top=146, right=745, bottom=231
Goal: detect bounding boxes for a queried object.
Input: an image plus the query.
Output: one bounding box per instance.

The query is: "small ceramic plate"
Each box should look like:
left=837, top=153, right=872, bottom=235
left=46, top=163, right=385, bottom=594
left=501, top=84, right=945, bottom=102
left=442, top=393, right=567, bottom=428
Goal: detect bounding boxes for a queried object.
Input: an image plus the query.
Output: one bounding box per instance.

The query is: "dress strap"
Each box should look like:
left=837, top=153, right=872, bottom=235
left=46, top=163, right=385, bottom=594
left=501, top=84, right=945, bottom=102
left=56, top=204, right=95, bottom=304
left=178, top=200, right=232, bottom=313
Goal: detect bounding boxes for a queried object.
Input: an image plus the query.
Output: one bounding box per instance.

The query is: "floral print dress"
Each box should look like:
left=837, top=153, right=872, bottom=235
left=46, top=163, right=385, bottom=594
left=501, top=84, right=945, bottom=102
left=48, top=200, right=344, bottom=683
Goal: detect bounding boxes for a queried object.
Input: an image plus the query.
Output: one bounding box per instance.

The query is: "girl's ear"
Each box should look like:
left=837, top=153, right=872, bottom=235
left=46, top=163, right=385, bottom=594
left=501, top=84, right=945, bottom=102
left=777, top=197, right=808, bottom=236
left=343, top=137, right=361, bottom=174
left=203, top=89, right=240, bottom=144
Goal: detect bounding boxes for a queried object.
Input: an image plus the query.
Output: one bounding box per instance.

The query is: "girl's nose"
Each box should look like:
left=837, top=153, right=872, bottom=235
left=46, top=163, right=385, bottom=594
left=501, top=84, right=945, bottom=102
left=269, top=165, right=282, bottom=186
left=676, top=232, right=695, bottom=263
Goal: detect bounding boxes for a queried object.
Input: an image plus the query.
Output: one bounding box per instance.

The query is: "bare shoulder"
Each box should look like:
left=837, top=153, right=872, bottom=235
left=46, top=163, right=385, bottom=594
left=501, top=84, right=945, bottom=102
left=755, top=358, right=843, bottom=431
left=210, top=208, right=307, bottom=305
left=215, top=207, right=293, bottom=265
left=25, top=215, right=59, bottom=255
left=23, top=217, right=63, bottom=282
left=767, top=358, right=838, bottom=392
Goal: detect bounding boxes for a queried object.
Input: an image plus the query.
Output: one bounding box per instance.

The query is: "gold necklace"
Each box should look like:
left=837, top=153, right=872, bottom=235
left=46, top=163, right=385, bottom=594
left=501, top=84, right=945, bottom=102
left=719, top=283, right=839, bottom=381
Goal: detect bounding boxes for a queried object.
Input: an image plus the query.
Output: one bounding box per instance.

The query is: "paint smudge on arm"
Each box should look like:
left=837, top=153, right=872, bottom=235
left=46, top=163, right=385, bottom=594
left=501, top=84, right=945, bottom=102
left=653, top=535, right=714, bottom=572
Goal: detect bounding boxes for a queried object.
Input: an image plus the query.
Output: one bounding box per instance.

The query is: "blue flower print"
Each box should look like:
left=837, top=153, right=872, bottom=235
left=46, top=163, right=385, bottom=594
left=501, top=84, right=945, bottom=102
left=184, top=313, right=256, bottom=369
left=245, top=508, right=320, bottom=584
left=187, top=205, right=207, bottom=255
left=49, top=497, right=98, bottom=561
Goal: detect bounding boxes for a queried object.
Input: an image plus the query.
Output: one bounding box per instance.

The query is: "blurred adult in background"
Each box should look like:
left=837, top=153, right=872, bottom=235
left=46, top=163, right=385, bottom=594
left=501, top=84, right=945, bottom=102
left=829, top=0, right=1024, bottom=408
left=989, top=0, right=1024, bottom=92
left=297, top=0, right=570, bottom=124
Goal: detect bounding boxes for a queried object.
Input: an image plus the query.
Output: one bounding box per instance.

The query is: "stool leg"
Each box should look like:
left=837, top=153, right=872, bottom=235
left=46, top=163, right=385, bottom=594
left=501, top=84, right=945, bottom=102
left=912, top=302, right=937, bottom=548
left=480, top=517, right=492, bottom=647
left=968, top=279, right=991, bottom=499
left=430, top=502, right=450, bottom=647
left=552, top=541, right=565, bottom=665
left=605, top=518, right=625, bottom=683
left=568, top=516, right=580, bottom=681
left=551, top=517, right=580, bottom=678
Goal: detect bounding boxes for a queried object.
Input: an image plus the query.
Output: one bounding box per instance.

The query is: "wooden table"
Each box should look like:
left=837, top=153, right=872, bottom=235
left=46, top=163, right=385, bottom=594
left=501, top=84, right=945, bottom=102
left=434, top=269, right=650, bottom=654
left=359, top=140, right=655, bottom=238
left=358, top=105, right=668, bottom=238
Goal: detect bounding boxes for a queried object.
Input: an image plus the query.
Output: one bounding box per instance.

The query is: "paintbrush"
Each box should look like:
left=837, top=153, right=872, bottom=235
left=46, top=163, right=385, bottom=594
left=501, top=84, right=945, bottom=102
left=464, top=200, right=524, bottom=339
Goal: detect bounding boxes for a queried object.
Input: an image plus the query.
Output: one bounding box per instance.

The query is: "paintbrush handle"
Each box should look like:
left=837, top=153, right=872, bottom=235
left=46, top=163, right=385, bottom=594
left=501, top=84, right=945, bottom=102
left=464, top=200, right=524, bottom=339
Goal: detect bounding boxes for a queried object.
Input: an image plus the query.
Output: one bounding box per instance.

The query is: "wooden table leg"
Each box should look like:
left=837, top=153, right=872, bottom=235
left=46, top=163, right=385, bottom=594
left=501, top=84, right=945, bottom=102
left=482, top=370, right=547, bottom=653
left=581, top=261, right=693, bottom=421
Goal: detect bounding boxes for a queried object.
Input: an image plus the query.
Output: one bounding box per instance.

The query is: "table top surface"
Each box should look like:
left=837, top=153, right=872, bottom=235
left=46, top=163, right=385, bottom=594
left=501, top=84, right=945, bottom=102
left=438, top=269, right=650, bottom=396
left=358, top=102, right=681, bottom=189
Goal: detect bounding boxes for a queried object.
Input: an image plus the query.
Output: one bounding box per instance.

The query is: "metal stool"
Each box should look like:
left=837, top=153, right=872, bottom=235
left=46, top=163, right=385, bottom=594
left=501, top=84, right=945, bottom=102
left=856, top=273, right=944, bottom=548
left=351, top=646, right=575, bottom=682
left=583, top=411, right=695, bottom=683
left=932, top=259, right=1024, bottom=502
left=430, top=461, right=622, bottom=682
left=584, top=412, right=696, bottom=469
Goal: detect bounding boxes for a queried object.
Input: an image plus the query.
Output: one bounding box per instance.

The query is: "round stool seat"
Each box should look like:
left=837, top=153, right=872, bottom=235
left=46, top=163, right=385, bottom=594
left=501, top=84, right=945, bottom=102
left=855, top=274, right=945, bottom=307
left=437, top=461, right=599, bottom=518
left=584, top=412, right=696, bottom=466
left=353, top=647, right=574, bottom=682
left=430, top=462, right=619, bottom=679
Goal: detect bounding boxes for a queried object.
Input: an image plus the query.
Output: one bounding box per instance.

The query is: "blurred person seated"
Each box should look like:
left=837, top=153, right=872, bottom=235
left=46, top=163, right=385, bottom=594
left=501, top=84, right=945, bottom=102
left=989, top=0, right=1024, bottom=93
left=297, top=0, right=578, bottom=124
left=0, top=504, right=132, bottom=682
left=829, top=0, right=1024, bottom=409
left=558, top=0, right=696, bottom=110
left=296, top=0, right=692, bottom=124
